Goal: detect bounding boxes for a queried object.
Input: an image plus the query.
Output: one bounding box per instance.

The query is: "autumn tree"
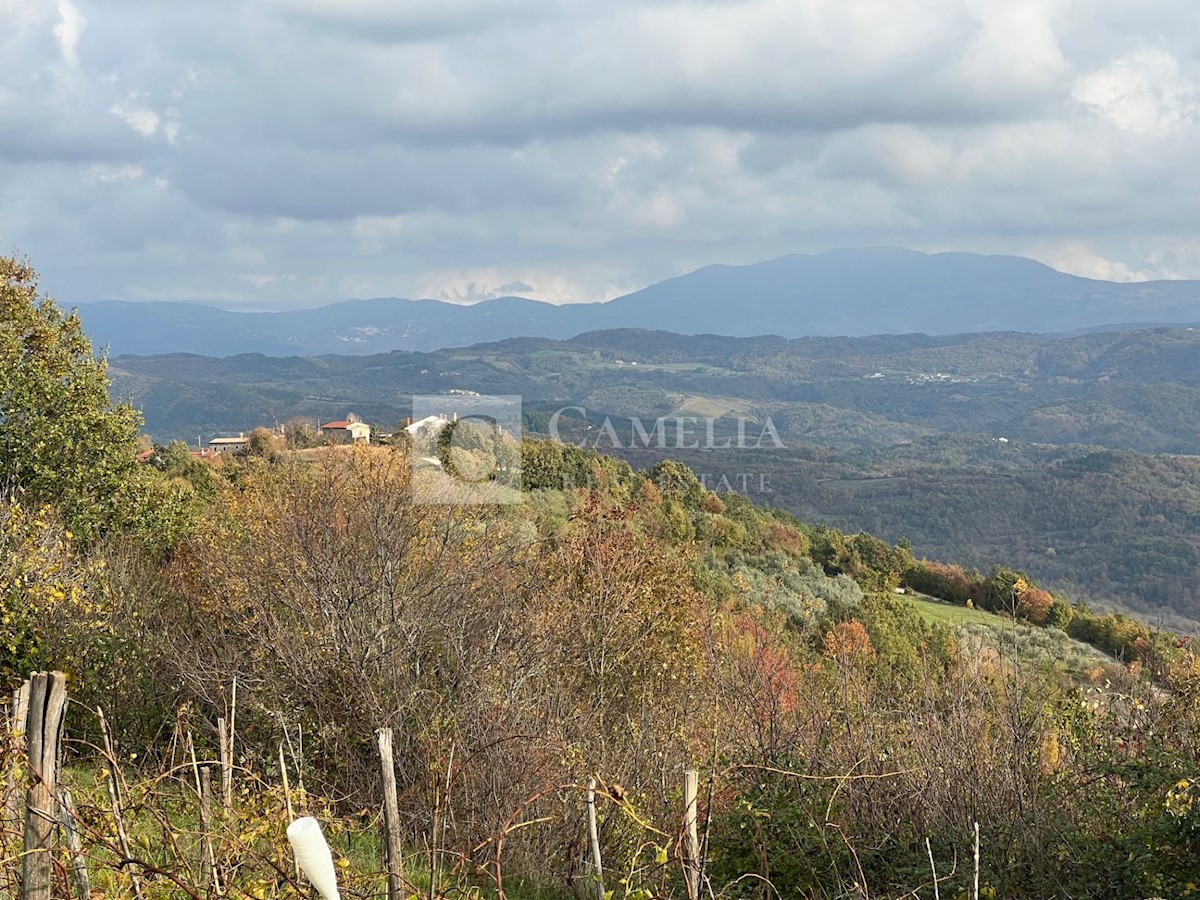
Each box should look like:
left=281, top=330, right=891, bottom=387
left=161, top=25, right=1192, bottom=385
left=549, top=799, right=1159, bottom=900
left=1016, top=585, right=1054, bottom=625
left=822, top=619, right=876, bottom=666
left=0, top=254, right=141, bottom=541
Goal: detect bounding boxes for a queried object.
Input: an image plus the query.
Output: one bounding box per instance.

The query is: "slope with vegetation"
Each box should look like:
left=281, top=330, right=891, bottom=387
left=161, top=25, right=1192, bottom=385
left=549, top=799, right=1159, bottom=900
left=102, top=326, right=1200, bottom=626
left=3, top=254, right=1200, bottom=898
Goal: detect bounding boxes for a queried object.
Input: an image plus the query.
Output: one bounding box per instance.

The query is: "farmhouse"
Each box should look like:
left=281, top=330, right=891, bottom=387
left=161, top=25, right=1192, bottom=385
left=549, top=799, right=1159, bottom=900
left=321, top=415, right=371, bottom=443
left=208, top=434, right=251, bottom=454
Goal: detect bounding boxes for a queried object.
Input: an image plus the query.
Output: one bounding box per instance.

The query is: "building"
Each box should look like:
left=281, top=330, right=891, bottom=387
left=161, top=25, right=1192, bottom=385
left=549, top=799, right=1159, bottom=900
left=208, top=434, right=251, bottom=454
left=321, top=416, right=371, bottom=443
left=404, top=414, right=450, bottom=438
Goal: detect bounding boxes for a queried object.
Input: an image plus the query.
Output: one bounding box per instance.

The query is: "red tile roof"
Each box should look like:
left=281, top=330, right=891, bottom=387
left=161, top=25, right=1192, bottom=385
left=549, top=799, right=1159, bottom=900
left=322, top=420, right=350, bottom=429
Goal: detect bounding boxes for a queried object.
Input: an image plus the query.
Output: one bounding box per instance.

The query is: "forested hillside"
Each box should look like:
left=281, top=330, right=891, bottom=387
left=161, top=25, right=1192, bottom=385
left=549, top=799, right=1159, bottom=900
left=617, top=440, right=1200, bottom=633
left=4, top=255, right=1200, bottom=899
left=107, top=327, right=1200, bottom=627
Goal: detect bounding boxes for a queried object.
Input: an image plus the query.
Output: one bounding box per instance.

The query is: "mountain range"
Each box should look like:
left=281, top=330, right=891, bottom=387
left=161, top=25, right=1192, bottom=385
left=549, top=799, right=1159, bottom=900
left=77, top=247, right=1200, bottom=357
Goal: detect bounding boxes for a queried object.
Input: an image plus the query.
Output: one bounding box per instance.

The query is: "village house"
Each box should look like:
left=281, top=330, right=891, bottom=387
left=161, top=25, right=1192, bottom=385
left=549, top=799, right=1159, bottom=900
left=321, top=414, right=371, bottom=443
left=404, top=414, right=451, bottom=438
left=208, top=433, right=251, bottom=454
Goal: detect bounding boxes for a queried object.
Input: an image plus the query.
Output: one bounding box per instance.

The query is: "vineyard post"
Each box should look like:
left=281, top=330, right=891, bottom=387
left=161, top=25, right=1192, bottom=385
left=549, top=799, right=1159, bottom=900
left=22, top=671, right=67, bottom=900
left=4, top=680, right=31, bottom=840
left=199, top=766, right=216, bottom=892
left=218, top=716, right=232, bottom=810
left=376, top=727, right=406, bottom=900
left=683, top=769, right=700, bottom=900
left=59, top=789, right=91, bottom=900
left=586, top=777, right=604, bottom=900
left=97, top=706, right=146, bottom=900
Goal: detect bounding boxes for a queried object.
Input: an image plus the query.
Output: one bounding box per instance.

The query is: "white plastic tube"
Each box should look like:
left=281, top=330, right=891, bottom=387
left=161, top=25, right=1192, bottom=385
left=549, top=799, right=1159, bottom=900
left=287, top=816, right=341, bottom=900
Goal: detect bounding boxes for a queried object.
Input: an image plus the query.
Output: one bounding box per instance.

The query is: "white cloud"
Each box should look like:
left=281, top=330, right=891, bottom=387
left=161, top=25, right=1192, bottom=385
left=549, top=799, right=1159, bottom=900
left=53, top=0, right=84, bottom=63
left=408, top=265, right=628, bottom=305
left=85, top=163, right=144, bottom=184
left=243, top=273, right=299, bottom=288
left=1026, top=241, right=1158, bottom=282
left=957, top=0, right=1067, bottom=94
left=1073, top=48, right=1200, bottom=136
left=110, top=96, right=160, bottom=137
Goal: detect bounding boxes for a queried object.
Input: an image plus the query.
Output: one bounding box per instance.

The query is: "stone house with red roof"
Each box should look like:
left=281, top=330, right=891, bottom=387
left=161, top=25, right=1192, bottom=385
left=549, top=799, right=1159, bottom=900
left=321, top=414, right=371, bottom=443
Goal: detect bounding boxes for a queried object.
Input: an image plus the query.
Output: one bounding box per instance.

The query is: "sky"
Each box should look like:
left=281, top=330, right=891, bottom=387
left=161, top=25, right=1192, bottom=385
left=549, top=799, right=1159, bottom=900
left=3, top=0, right=1200, bottom=311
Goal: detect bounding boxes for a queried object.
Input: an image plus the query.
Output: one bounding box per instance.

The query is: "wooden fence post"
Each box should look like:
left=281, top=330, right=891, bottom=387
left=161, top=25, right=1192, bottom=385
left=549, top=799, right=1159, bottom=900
left=97, top=706, right=146, bottom=900
left=682, top=769, right=701, bottom=900
left=586, top=777, right=604, bottom=900
left=199, top=766, right=218, bottom=895
left=59, top=789, right=91, bottom=900
left=218, top=716, right=232, bottom=810
left=376, top=728, right=405, bottom=900
left=3, top=681, right=31, bottom=868
left=22, top=671, right=68, bottom=900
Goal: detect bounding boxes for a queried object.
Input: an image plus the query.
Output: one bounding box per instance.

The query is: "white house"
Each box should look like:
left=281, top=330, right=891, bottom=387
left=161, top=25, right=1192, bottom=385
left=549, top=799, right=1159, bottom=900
left=404, top=414, right=450, bottom=438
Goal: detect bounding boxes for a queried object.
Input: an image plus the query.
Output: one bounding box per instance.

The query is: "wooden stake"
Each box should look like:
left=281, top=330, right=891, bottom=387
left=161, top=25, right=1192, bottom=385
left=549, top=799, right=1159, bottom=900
left=59, top=789, right=91, bottom=900
left=682, top=769, right=701, bottom=900
left=97, top=706, right=146, bottom=900
left=376, top=728, right=406, bottom=900
left=973, top=821, right=980, bottom=900
left=10, top=682, right=30, bottom=736
left=279, top=742, right=295, bottom=823
left=228, top=677, right=237, bottom=804
left=279, top=743, right=299, bottom=880
left=199, top=766, right=220, bottom=896
left=23, top=672, right=67, bottom=900
left=586, top=777, right=604, bottom=900
left=926, top=837, right=940, bottom=900
left=218, top=716, right=232, bottom=810
left=3, top=680, right=31, bottom=850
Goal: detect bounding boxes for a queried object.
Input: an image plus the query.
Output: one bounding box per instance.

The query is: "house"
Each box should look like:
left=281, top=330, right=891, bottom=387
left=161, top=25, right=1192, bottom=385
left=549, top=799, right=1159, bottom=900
left=321, top=415, right=371, bottom=443
left=404, top=414, right=450, bottom=438
left=208, top=434, right=251, bottom=454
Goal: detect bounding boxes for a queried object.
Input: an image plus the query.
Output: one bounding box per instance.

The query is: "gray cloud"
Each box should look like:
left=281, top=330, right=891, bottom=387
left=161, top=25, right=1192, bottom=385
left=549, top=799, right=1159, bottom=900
left=2, top=0, right=1200, bottom=311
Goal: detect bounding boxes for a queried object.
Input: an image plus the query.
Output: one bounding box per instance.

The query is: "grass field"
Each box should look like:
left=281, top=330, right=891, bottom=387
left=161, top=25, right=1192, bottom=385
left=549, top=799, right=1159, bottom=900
left=900, top=591, right=1006, bottom=627
left=901, top=591, right=1116, bottom=677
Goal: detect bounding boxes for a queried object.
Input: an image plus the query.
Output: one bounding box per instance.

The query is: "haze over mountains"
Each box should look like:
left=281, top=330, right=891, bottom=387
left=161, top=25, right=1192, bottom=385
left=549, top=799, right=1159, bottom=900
left=78, top=248, right=1200, bottom=358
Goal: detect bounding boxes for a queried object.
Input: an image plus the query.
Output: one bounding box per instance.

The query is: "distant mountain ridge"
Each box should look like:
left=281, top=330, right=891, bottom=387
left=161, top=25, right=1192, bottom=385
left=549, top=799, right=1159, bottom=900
left=77, top=247, right=1200, bottom=357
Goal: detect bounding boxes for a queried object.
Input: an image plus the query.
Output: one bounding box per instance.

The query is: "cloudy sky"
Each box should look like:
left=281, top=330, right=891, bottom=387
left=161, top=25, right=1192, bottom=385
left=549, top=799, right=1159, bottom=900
left=3, top=0, right=1200, bottom=310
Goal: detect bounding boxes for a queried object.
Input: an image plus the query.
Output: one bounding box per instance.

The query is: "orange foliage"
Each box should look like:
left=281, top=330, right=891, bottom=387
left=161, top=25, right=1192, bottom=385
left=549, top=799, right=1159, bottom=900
left=767, top=521, right=808, bottom=556
left=822, top=620, right=876, bottom=665
left=1016, top=587, right=1054, bottom=625
left=728, top=612, right=801, bottom=717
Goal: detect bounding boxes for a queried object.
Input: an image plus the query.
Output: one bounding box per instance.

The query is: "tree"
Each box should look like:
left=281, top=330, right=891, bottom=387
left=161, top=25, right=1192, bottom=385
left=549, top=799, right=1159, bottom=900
left=1016, top=586, right=1054, bottom=625
left=1, top=254, right=141, bottom=541
left=283, top=417, right=320, bottom=449
left=246, top=426, right=279, bottom=459
left=822, top=619, right=876, bottom=666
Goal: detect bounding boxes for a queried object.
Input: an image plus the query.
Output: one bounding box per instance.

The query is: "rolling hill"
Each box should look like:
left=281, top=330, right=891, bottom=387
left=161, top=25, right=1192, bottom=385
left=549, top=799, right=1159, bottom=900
left=78, top=248, right=1200, bottom=357
left=106, top=325, right=1200, bottom=629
